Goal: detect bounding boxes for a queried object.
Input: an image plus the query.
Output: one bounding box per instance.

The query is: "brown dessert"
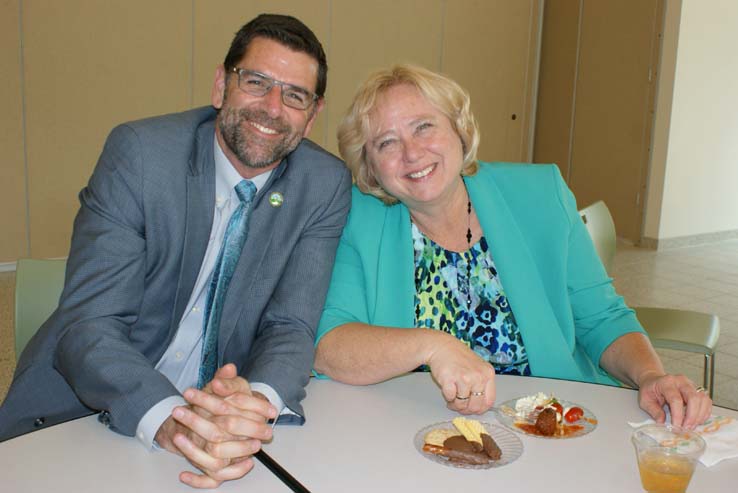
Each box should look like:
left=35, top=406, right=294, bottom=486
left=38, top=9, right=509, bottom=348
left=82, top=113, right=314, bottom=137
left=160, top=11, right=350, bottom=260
left=443, top=435, right=479, bottom=453
left=535, top=407, right=557, bottom=436
left=422, top=419, right=503, bottom=466
left=481, top=433, right=502, bottom=460
left=422, top=443, right=491, bottom=465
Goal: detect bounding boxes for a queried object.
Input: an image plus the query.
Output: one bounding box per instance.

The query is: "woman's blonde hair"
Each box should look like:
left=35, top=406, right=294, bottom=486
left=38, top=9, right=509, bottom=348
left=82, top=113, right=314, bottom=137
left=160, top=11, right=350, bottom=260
left=337, top=64, right=480, bottom=204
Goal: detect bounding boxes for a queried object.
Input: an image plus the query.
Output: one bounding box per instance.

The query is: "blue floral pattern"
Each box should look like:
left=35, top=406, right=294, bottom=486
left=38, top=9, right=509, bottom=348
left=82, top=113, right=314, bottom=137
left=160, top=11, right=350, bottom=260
left=412, top=223, right=530, bottom=376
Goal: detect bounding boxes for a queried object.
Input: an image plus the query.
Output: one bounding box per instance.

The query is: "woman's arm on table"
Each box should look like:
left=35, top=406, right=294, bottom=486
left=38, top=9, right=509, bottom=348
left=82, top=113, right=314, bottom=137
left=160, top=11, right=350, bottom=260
left=315, top=323, right=496, bottom=414
left=600, top=332, right=712, bottom=428
left=315, top=323, right=435, bottom=384
left=548, top=169, right=711, bottom=427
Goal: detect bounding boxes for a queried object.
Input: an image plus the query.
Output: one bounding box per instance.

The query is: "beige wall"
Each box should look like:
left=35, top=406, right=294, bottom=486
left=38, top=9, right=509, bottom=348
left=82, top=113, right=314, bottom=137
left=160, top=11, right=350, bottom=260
left=0, top=0, right=28, bottom=261
left=648, top=0, right=738, bottom=240
left=0, top=0, right=541, bottom=263
left=532, top=0, right=580, bottom=180
left=23, top=1, right=192, bottom=259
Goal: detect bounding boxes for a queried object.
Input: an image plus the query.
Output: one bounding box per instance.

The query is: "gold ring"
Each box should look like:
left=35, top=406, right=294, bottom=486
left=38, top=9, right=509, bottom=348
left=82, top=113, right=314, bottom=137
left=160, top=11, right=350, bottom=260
left=455, top=395, right=471, bottom=401
left=695, top=386, right=706, bottom=393
left=470, top=391, right=485, bottom=397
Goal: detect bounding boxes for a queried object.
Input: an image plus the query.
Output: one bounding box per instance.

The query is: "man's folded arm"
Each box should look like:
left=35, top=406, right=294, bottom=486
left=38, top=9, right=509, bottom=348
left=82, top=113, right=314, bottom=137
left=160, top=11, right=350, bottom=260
left=52, top=124, right=180, bottom=436
left=244, top=167, right=352, bottom=417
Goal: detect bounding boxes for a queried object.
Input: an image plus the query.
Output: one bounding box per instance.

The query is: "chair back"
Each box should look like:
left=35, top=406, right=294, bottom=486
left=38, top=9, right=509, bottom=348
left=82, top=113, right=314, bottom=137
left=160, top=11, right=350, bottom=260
left=14, top=258, right=66, bottom=360
left=578, top=200, right=617, bottom=273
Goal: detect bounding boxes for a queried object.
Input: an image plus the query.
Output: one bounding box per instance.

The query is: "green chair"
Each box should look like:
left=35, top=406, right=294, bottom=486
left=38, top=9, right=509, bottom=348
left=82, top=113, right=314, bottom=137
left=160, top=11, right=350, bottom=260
left=579, top=201, right=720, bottom=397
left=14, top=258, right=67, bottom=361
left=578, top=200, right=617, bottom=272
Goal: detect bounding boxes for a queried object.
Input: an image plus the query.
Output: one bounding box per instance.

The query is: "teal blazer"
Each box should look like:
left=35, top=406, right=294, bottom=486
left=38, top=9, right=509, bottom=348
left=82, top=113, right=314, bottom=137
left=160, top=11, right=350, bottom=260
left=317, top=162, right=644, bottom=385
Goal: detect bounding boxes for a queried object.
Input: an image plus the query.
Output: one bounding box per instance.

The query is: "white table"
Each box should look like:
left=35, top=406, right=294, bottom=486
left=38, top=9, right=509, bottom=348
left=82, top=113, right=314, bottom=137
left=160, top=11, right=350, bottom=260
left=2, top=373, right=736, bottom=492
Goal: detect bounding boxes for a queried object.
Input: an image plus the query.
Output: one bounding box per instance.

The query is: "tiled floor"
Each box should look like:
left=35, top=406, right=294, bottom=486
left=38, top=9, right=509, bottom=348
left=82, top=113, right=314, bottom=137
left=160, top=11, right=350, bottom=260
left=611, top=240, right=738, bottom=410
left=0, top=240, right=737, bottom=409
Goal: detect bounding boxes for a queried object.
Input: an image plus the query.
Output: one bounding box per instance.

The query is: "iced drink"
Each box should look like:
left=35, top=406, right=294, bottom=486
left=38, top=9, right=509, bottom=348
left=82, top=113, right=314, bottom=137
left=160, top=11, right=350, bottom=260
left=632, top=424, right=705, bottom=493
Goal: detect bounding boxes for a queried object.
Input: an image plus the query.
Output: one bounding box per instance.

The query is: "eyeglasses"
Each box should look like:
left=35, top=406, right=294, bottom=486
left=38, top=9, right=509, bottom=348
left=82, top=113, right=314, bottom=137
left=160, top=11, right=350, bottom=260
left=230, top=67, right=319, bottom=110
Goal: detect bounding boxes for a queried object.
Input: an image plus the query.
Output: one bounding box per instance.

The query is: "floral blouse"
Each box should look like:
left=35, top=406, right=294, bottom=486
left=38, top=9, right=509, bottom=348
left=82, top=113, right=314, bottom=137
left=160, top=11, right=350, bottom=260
left=412, top=223, right=531, bottom=376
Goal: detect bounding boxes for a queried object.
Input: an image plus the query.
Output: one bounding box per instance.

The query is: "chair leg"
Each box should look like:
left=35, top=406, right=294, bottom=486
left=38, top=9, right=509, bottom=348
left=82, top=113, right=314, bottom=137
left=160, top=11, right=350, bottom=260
left=703, top=353, right=715, bottom=399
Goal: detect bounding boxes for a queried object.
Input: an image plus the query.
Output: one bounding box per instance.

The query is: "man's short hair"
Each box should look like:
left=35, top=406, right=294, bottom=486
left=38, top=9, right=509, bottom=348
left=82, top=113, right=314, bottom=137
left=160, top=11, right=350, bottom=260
left=224, top=13, right=328, bottom=98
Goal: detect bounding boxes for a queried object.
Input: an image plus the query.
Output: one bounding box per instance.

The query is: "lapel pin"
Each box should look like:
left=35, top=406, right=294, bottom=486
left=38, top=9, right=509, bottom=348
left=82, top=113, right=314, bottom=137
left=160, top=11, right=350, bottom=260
left=268, top=192, right=284, bottom=208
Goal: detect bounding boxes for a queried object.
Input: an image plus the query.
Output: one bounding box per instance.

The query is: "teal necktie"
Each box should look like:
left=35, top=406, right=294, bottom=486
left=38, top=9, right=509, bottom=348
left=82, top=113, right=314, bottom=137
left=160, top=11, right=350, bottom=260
left=198, top=179, right=257, bottom=388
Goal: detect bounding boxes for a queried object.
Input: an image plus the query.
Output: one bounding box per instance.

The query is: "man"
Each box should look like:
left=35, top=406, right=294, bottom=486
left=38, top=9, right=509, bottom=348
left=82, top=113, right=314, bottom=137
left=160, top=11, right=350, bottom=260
left=0, top=14, right=350, bottom=488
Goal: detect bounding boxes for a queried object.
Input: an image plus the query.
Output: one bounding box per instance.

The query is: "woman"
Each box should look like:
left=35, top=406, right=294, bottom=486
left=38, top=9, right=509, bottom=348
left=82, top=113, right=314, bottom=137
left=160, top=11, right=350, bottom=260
left=314, top=65, right=711, bottom=428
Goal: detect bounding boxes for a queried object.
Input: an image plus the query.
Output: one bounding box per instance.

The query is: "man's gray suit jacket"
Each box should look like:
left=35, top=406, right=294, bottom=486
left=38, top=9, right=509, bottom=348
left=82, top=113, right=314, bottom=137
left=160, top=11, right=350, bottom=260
left=0, top=106, right=351, bottom=441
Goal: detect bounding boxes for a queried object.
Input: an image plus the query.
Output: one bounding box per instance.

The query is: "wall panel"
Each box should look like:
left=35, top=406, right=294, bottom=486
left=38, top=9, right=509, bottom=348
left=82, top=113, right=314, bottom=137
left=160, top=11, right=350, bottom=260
left=534, top=0, right=663, bottom=244
left=532, top=0, right=580, bottom=176
left=443, top=0, right=541, bottom=162
left=23, top=0, right=192, bottom=257
left=0, top=0, right=29, bottom=262
left=568, top=0, right=661, bottom=242
left=327, top=0, right=444, bottom=156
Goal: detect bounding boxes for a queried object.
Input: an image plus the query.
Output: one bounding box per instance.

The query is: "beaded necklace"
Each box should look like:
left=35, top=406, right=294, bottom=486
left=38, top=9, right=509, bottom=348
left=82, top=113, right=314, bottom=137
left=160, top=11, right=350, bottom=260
left=464, top=199, right=473, bottom=320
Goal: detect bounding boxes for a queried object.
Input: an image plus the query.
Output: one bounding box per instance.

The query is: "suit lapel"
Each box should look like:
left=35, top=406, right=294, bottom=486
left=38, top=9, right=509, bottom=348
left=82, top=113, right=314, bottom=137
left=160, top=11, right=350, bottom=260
left=465, top=175, right=579, bottom=379
left=170, top=122, right=216, bottom=334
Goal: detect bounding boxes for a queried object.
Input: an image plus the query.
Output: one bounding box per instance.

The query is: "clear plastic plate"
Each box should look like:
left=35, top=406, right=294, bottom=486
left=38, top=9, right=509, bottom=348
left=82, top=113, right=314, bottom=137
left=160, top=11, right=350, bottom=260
left=414, top=421, right=523, bottom=469
left=495, top=397, right=598, bottom=439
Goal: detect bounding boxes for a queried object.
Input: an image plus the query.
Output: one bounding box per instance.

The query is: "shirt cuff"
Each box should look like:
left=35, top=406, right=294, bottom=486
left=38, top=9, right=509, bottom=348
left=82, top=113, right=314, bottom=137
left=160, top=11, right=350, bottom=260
left=250, top=382, right=300, bottom=422
left=135, top=395, right=187, bottom=450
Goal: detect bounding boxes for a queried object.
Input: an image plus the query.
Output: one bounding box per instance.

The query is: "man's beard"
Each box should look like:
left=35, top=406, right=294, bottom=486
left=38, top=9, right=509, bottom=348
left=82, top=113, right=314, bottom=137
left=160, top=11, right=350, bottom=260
left=218, top=106, right=303, bottom=169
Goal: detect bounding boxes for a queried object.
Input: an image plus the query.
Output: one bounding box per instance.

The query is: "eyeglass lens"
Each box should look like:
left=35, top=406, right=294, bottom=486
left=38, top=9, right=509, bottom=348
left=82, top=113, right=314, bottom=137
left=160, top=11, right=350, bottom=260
left=236, top=69, right=314, bottom=110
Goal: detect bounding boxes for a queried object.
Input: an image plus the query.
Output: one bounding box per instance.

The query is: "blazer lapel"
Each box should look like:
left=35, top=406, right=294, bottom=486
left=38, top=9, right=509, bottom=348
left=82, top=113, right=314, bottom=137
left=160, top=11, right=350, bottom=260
left=170, top=122, right=216, bottom=334
left=374, top=204, right=415, bottom=328
left=466, top=175, right=580, bottom=380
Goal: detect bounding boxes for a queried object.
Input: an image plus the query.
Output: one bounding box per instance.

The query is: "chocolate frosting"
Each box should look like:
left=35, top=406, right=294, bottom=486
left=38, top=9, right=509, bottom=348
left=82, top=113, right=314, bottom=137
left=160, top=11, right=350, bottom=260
left=443, top=435, right=477, bottom=453
left=481, top=433, right=501, bottom=460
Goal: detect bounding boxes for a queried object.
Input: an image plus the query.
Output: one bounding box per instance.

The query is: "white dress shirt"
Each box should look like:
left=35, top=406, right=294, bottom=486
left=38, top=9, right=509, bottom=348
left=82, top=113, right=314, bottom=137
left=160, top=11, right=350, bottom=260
left=135, top=137, right=286, bottom=448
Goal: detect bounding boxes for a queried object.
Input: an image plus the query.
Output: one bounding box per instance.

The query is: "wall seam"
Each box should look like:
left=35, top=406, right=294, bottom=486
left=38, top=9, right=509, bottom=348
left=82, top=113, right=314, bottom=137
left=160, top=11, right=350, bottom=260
left=190, top=0, right=195, bottom=107
left=324, top=0, right=333, bottom=149
left=18, top=0, right=31, bottom=257
left=522, top=0, right=544, bottom=162
left=565, top=0, right=584, bottom=183
left=439, top=0, right=446, bottom=70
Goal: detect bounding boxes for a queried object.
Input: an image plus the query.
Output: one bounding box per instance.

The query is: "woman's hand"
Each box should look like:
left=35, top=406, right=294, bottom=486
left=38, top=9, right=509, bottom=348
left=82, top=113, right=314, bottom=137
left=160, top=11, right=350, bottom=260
left=600, top=333, right=712, bottom=428
left=637, top=371, right=712, bottom=429
left=425, top=332, right=496, bottom=415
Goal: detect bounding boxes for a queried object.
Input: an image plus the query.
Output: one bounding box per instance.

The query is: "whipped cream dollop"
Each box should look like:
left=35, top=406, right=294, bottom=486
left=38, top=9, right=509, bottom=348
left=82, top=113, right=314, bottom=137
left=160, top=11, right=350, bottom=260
left=514, top=392, right=551, bottom=417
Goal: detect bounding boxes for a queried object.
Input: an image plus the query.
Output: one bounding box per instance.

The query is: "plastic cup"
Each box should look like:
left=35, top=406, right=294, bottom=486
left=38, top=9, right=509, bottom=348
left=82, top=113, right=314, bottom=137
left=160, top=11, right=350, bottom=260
left=631, top=424, right=706, bottom=493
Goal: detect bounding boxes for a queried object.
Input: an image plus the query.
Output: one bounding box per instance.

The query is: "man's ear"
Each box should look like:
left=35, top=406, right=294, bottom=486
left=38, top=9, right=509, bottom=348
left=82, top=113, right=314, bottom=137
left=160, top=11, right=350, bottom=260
left=302, top=97, right=326, bottom=137
left=211, top=65, right=227, bottom=109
